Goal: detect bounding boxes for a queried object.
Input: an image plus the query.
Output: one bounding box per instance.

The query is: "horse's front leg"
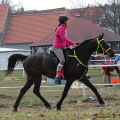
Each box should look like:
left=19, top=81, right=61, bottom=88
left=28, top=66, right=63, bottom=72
left=56, top=79, right=73, bottom=110
left=80, top=76, right=105, bottom=106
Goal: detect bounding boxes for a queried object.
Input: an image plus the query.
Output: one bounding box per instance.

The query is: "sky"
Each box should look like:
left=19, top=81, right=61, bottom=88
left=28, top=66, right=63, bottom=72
left=11, top=0, right=107, bottom=11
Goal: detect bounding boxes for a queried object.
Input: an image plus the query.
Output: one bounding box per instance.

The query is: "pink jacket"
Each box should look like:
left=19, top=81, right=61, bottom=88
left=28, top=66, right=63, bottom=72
left=53, top=24, right=75, bottom=49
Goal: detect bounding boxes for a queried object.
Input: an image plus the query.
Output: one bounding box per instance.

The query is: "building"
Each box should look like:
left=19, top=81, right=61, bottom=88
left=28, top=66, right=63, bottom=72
left=0, top=4, right=120, bottom=53
left=0, top=47, right=30, bottom=69
left=30, top=15, right=120, bottom=54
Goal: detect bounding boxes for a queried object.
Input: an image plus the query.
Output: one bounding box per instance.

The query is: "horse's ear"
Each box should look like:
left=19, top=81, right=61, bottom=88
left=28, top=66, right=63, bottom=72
left=102, top=33, right=104, bottom=37
left=98, top=33, right=104, bottom=40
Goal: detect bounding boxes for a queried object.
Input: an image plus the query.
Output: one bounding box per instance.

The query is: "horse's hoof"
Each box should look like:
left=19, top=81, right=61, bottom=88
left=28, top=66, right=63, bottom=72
left=97, top=104, right=105, bottom=107
left=100, top=104, right=106, bottom=107
left=56, top=103, right=61, bottom=110
left=47, top=107, right=52, bottom=110
left=13, top=108, right=17, bottom=112
left=57, top=107, right=61, bottom=111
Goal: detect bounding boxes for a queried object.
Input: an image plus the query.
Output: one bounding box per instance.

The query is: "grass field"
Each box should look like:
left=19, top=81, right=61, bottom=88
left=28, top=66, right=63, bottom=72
left=0, top=69, right=120, bottom=119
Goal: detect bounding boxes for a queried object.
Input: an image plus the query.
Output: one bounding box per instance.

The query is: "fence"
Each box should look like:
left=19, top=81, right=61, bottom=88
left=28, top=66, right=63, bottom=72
left=71, top=64, right=120, bottom=97
left=1, top=55, right=120, bottom=91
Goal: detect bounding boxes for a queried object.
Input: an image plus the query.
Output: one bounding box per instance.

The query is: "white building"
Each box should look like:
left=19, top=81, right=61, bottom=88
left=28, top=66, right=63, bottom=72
left=0, top=47, right=31, bottom=70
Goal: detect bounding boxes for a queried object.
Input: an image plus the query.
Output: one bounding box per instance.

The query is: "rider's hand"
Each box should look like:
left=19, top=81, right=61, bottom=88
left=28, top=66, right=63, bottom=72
left=74, top=44, right=77, bottom=48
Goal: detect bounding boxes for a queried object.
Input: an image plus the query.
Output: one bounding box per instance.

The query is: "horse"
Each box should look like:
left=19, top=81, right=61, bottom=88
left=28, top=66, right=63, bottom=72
left=6, top=33, right=114, bottom=112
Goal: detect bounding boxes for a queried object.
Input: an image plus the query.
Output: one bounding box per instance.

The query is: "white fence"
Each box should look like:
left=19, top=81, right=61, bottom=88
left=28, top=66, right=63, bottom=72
left=0, top=54, right=120, bottom=99
left=76, top=64, right=120, bottom=97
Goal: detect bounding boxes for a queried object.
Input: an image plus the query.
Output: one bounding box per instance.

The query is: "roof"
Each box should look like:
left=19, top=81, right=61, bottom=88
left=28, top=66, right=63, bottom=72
left=2, top=5, right=107, bottom=44
left=0, top=47, right=31, bottom=52
left=30, top=17, right=120, bottom=47
left=3, top=13, right=68, bottom=44
left=13, top=7, right=66, bottom=15
left=0, top=4, right=9, bottom=32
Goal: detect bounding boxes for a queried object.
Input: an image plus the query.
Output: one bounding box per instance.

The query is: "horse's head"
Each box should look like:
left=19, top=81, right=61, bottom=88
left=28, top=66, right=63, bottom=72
left=96, top=33, right=115, bottom=57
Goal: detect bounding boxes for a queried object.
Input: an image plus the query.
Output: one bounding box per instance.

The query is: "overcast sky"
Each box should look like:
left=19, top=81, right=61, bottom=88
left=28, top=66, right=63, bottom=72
left=11, top=0, right=107, bottom=11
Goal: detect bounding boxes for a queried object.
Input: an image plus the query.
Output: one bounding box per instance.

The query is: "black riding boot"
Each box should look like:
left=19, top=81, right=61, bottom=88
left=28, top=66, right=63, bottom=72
left=54, top=77, right=61, bottom=84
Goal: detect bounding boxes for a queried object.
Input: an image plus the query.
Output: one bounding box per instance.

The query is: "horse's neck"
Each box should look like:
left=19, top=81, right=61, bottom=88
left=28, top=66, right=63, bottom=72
left=76, top=41, right=97, bottom=65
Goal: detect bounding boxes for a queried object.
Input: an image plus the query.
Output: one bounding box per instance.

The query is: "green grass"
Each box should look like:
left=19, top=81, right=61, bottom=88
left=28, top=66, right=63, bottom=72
left=0, top=71, right=6, bottom=80
left=0, top=70, right=47, bottom=87
left=0, top=69, right=120, bottom=119
left=0, top=86, right=120, bottom=119
left=0, top=69, right=118, bottom=86
left=0, top=70, right=25, bottom=80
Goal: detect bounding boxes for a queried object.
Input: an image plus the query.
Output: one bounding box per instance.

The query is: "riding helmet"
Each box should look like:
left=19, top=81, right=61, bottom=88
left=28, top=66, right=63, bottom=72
left=58, top=14, right=69, bottom=23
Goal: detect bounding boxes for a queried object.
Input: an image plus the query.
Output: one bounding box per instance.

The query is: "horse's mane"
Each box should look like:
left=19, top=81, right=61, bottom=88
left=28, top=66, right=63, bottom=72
left=77, top=38, right=94, bottom=48
left=76, top=33, right=104, bottom=48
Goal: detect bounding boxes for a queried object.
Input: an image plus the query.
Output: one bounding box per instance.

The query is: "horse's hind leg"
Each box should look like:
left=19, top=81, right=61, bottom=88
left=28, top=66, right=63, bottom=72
left=13, top=76, right=33, bottom=112
left=33, top=76, right=51, bottom=109
left=80, top=76, right=105, bottom=106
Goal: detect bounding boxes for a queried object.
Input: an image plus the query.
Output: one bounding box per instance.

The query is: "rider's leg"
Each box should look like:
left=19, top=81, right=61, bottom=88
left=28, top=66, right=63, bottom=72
left=56, top=63, right=63, bottom=77
left=52, top=47, right=65, bottom=84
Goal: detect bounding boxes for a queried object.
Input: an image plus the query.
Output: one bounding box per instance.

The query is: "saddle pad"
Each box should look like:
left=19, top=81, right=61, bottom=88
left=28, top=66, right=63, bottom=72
left=45, top=52, right=58, bottom=70
left=45, top=48, right=71, bottom=71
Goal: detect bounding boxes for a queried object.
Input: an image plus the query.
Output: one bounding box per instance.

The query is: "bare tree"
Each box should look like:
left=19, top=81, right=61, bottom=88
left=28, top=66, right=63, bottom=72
left=69, top=0, right=106, bottom=23
left=0, top=0, right=10, bottom=4
left=69, top=0, right=120, bottom=34
left=0, top=0, right=24, bottom=14
left=95, top=0, right=120, bottom=34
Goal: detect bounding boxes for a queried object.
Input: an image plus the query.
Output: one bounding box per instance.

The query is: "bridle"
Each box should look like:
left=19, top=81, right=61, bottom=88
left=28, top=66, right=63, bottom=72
left=96, top=38, right=110, bottom=56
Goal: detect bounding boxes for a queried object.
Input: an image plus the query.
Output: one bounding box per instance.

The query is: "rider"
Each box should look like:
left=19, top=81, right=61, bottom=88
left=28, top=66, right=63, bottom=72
left=52, top=14, right=77, bottom=84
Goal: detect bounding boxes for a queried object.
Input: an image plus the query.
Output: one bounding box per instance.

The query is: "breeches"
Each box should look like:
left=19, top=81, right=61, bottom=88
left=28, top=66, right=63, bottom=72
left=52, top=47, right=65, bottom=65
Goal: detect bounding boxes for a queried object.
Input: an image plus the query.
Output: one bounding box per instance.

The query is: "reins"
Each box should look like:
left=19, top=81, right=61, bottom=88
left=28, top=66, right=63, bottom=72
left=69, top=38, right=111, bottom=80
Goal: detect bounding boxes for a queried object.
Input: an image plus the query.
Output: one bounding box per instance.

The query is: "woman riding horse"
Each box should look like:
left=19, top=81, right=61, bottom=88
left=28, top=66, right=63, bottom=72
left=52, top=14, right=77, bottom=84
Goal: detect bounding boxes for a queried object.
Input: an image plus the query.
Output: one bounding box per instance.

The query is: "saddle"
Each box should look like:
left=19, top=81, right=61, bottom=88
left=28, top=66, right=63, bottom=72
left=45, top=48, right=71, bottom=71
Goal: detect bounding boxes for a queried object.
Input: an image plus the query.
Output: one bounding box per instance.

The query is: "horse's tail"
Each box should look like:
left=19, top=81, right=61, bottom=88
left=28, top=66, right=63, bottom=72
left=6, top=54, right=28, bottom=76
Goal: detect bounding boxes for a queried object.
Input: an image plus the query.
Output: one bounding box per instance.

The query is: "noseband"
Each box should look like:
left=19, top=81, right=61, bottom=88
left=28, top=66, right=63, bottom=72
left=96, top=38, right=110, bottom=56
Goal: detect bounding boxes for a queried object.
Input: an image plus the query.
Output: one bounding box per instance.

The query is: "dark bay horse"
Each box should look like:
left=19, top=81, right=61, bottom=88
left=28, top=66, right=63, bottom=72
left=6, top=33, right=114, bottom=111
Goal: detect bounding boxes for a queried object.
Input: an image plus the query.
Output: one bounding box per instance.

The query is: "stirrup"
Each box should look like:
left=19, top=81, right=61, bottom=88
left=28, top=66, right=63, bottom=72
left=54, top=77, right=61, bottom=84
